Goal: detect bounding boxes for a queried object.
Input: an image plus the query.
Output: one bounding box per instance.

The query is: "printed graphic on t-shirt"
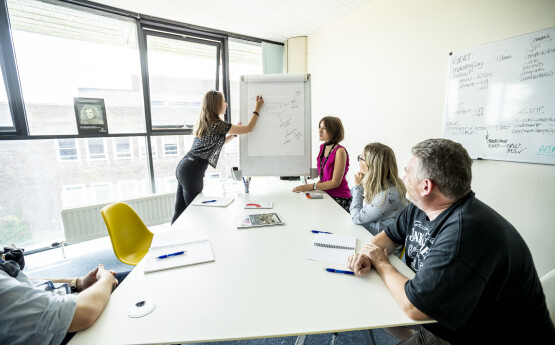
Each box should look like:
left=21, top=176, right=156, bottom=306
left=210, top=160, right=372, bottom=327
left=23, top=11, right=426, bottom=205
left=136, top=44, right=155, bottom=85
left=406, top=221, right=435, bottom=272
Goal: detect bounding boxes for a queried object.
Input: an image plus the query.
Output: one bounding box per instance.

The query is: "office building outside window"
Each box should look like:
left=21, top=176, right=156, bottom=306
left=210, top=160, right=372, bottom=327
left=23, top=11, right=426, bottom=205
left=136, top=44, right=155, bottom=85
left=114, top=137, right=133, bottom=159
left=0, top=0, right=273, bottom=250
left=7, top=0, right=145, bottom=136
left=57, top=139, right=79, bottom=161
left=86, top=138, right=106, bottom=160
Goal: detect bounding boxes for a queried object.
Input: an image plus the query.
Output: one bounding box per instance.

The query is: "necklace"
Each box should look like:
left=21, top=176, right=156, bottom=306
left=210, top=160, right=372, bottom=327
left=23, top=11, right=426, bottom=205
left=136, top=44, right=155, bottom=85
left=319, top=143, right=336, bottom=178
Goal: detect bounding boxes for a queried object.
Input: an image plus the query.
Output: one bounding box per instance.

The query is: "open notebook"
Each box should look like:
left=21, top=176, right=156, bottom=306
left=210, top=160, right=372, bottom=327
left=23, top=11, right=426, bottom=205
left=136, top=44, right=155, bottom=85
left=308, top=233, right=356, bottom=265
left=143, top=229, right=214, bottom=273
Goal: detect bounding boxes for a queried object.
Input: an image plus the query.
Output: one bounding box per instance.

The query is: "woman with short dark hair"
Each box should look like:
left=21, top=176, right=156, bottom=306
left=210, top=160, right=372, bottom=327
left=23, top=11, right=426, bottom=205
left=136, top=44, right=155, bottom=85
left=293, top=116, right=352, bottom=212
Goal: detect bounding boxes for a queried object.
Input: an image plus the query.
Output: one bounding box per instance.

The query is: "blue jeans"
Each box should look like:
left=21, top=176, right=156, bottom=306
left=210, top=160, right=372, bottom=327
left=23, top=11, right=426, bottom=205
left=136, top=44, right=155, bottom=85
left=171, top=154, right=209, bottom=224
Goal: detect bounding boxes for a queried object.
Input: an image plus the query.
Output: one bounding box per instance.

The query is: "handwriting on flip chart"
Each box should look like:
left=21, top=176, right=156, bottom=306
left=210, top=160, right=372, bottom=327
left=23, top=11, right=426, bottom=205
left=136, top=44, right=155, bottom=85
left=262, top=91, right=303, bottom=145
left=247, top=82, right=305, bottom=157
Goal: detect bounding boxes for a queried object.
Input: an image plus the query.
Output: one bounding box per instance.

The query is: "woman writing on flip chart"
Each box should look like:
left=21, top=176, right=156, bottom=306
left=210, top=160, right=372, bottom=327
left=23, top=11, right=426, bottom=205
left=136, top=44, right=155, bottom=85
left=171, top=90, right=264, bottom=224
left=350, top=142, right=407, bottom=235
left=292, top=116, right=352, bottom=212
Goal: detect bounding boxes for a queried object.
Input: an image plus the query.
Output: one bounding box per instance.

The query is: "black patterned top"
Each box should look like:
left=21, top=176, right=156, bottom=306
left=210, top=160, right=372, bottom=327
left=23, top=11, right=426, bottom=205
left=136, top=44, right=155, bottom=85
left=189, top=120, right=232, bottom=168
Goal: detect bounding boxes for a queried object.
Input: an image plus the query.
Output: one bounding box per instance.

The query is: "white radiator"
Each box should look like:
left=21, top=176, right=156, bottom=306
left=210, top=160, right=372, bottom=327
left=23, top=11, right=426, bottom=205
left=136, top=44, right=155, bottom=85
left=61, top=193, right=176, bottom=244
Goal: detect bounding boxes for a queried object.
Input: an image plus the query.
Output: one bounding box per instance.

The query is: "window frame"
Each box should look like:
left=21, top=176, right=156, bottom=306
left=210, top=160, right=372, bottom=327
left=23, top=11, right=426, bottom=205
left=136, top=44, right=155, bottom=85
left=0, top=0, right=279, bottom=252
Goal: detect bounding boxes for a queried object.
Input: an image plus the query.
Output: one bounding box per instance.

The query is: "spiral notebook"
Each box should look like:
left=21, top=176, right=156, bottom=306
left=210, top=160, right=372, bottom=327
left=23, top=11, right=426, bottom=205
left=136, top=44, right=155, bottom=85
left=144, top=229, right=214, bottom=273
left=308, top=233, right=356, bottom=265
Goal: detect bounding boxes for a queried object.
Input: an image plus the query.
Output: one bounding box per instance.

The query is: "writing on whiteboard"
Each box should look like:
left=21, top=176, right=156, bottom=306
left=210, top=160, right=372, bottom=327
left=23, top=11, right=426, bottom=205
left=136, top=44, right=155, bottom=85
left=263, top=90, right=303, bottom=145
left=444, top=27, right=555, bottom=164
left=246, top=80, right=305, bottom=157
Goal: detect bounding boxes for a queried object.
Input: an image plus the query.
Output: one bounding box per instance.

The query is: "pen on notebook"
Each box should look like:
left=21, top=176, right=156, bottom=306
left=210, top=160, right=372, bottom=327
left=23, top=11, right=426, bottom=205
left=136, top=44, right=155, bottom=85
left=202, top=200, right=217, bottom=203
left=156, top=251, right=186, bottom=259
left=311, top=230, right=332, bottom=234
left=325, top=268, right=354, bottom=275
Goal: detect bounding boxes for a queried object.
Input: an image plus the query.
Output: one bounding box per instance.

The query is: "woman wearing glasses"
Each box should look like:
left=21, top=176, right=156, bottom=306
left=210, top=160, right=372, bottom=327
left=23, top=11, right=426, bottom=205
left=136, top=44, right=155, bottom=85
left=171, top=90, right=264, bottom=224
left=350, top=143, right=407, bottom=235
left=292, top=116, right=352, bottom=212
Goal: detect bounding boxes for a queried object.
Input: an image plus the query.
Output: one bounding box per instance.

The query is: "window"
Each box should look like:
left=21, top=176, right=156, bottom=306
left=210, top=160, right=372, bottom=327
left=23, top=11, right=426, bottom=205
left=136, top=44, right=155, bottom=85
left=163, top=136, right=179, bottom=156
left=7, top=0, right=145, bottom=135
left=87, top=138, right=106, bottom=160
left=57, top=139, right=79, bottom=161
left=165, top=176, right=177, bottom=193
left=228, top=39, right=262, bottom=124
left=62, top=185, right=85, bottom=207
left=113, top=137, right=132, bottom=159
left=118, top=180, right=137, bottom=199
left=146, top=33, right=219, bottom=130
left=92, top=183, right=112, bottom=203
left=0, top=0, right=273, bottom=250
left=138, top=137, right=156, bottom=158
left=0, top=63, right=12, bottom=128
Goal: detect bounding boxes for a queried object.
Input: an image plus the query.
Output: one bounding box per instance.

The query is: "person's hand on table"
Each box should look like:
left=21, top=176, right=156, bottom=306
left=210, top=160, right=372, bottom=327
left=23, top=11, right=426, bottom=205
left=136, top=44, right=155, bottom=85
left=79, top=264, right=117, bottom=292
left=292, top=184, right=311, bottom=193
left=362, top=242, right=391, bottom=269
left=347, top=253, right=372, bottom=277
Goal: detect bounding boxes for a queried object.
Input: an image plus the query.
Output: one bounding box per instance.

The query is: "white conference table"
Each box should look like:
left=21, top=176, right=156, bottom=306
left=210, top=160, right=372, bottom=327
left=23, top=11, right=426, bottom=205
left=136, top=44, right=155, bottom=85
left=70, top=177, right=431, bottom=345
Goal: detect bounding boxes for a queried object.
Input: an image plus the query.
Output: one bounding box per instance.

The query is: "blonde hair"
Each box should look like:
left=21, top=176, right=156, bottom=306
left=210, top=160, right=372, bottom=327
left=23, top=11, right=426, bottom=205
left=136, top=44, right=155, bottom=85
left=193, top=90, right=224, bottom=137
left=361, top=143, right=408, bottom=206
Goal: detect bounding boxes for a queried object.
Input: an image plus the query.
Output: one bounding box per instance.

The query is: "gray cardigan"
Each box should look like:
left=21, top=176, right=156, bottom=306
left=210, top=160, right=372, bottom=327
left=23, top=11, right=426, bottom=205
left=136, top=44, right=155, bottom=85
left=349, top=185, right=406, bottom=236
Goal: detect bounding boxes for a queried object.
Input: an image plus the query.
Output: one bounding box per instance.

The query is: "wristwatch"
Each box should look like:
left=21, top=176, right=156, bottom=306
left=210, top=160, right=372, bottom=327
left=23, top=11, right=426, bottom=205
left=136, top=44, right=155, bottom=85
left=313, top=182, right=317, bottom=190
left=70, top=277, right=79, bottom=293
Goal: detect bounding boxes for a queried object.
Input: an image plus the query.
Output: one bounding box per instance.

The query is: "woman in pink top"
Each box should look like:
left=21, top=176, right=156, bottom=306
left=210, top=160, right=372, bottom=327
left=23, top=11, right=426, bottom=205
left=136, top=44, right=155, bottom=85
left=292, top=116, right=352, bottom=212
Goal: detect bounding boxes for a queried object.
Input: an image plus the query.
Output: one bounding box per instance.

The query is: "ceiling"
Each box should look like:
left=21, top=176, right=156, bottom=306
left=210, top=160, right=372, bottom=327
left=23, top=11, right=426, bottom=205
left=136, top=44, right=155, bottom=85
left=90, top=0, right=370, bottom=43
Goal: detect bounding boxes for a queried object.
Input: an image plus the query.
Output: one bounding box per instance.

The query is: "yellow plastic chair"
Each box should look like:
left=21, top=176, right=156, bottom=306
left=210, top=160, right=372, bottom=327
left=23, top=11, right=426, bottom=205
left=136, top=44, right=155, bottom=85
left=101, top=202, right=154, bottom=265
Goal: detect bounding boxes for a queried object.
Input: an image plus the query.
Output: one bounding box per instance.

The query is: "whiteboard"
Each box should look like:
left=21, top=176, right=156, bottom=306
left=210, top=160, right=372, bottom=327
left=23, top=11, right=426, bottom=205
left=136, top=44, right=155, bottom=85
left=444, top=27, right=555, bottom=165
left=240, top=74, right=311, bottom=176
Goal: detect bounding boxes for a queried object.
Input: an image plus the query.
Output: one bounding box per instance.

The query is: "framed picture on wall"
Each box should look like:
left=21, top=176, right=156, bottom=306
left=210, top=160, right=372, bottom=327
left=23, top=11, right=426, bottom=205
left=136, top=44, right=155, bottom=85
left=74, top=97, right=108, bottom=134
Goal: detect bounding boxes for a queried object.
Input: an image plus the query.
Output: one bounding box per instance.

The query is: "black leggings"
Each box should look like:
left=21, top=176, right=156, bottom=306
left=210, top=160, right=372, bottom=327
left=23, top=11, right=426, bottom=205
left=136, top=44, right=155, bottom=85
left=171, top=155, right=209, bottom=224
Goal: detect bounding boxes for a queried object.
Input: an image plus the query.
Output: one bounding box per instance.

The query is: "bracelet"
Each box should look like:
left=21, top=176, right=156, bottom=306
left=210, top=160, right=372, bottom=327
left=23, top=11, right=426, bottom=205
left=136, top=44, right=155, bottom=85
left=313, top=182, right=317, bottom=190
left=253, top=111, right=259, bottom=116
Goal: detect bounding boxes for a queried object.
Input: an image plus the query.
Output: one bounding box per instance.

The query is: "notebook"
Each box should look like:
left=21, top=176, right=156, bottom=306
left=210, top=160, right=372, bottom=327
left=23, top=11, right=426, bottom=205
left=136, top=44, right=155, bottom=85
left=143, top=229, right=214, bottom=273
left=237, top=212, right=284, bottom=228
left=308, top=233, right=356, bottom=265
left=243, top=201, right=273, bottom=209
left=191, top=197, right=234, bottom=207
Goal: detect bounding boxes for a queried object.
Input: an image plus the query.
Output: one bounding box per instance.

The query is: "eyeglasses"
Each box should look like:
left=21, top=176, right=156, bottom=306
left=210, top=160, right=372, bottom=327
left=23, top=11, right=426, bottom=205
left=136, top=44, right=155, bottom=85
left=357, top=155, right=364, bottom=162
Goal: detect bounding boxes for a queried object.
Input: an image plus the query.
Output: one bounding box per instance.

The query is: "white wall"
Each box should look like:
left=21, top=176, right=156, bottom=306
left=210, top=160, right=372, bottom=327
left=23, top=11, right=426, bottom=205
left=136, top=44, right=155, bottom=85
left=307, top=0, right=555, bottom=276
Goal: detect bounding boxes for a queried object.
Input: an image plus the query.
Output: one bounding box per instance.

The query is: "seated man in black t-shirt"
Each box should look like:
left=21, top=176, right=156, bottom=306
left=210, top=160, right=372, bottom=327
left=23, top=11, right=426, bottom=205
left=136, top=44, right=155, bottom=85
left=348, top=138, right=555, bottom=345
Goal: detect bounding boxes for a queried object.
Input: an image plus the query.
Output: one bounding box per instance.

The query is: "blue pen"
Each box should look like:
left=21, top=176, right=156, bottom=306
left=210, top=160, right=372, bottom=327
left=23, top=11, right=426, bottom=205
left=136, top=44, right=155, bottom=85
left=325, top=268, right=354, bottom=275
left=311, top=230, right=332, bottom=234
left=202, top=200, right=217, bottom=203
left=156, top=251, right=186, bottom=259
